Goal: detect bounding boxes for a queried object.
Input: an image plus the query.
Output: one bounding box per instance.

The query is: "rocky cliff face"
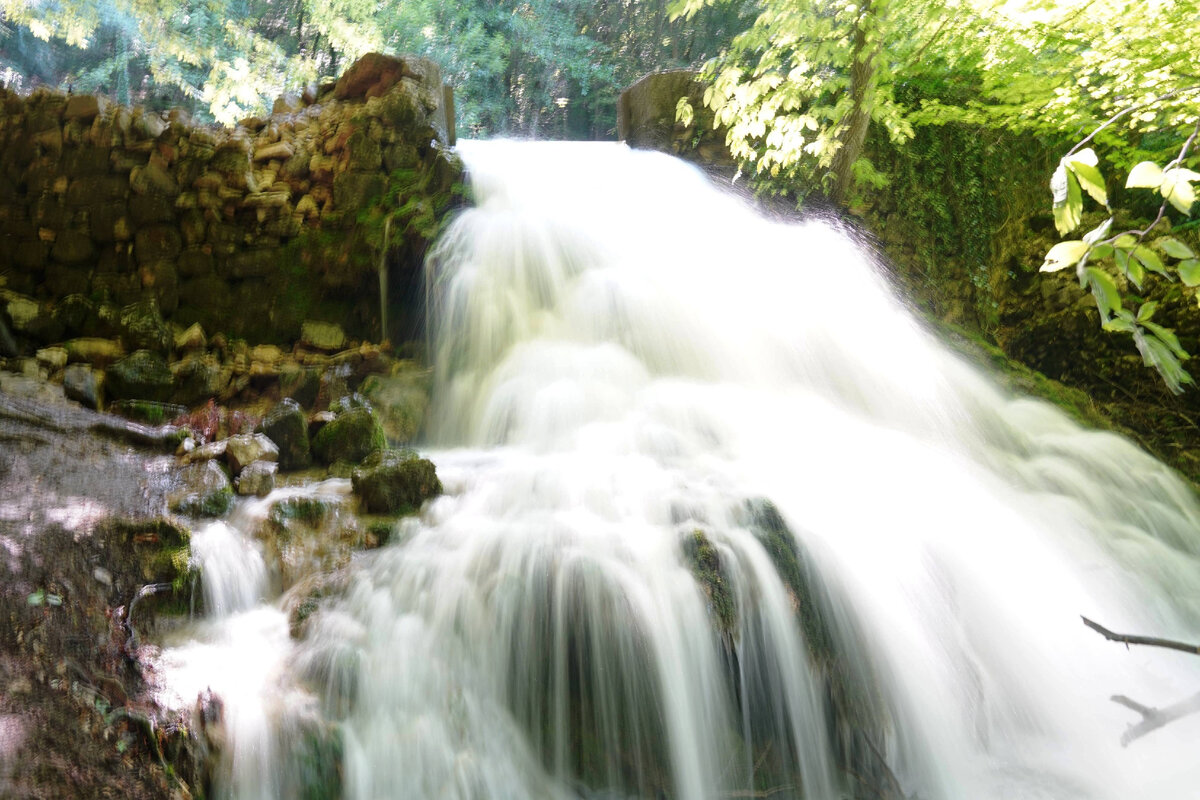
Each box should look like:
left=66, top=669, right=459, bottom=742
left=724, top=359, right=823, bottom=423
left=0, top=53, right=461, bottom=350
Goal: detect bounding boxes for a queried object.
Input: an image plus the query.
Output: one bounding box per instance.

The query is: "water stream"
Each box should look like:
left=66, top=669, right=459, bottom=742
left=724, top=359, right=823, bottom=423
left=170, top=140, right=1200, bottom=799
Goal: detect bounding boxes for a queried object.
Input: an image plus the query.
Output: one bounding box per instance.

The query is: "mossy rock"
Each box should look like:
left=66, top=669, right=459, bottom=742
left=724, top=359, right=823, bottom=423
left=311, top=406, right=386, bottom=465
left=351, top=449, right=441, bottom=514
left=108, top=399, right=187, bottom=425
left=105, top=349, right=175, bottom=402
left=168, top=460, right=234, bottom=517
left=681, top=529, right=736, bottom=637
left=261, top=398, right=312, bottom=471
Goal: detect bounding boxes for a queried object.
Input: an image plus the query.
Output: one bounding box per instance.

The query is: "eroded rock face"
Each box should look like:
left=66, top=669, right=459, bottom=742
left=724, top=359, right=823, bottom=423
left=617, top=70, right=731, bottom=164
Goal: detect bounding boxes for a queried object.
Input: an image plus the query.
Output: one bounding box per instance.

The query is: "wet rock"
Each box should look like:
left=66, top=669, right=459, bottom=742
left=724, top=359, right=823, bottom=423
left=171, top=353, right=225, bottom=406
left=351, top=449, right=441, bottom=514
left=301, top=320, right=347, bottom=352
left=119, top=300, right=172, bottom=353
left=108, top=399, right=187, bottom=425
left=105, top=350, right=174, bottom=402
left=236, top=460, right=277, bottom=496
left=35, top=346, right=68, bottom=371
left=359, top=369, right=429, bottom=444
left=169, top=460, right=234, bottom=517
left=62, top=363, right=101, bottom=408
left=63, top=94, right=101, bottom=122
left=183, top=439, right=227, bottom=464
left=225, top=432, right=279, bottom=474
left=261, top=398, right=311, bottom=470
left=64, top=337, right=124, bottom=366
left=311, top=406, right=386, bottom=465
left=3, top=292, right=46, bottom=334
left=50, top=230, right=95, bottom=265
left=174, top=322, right=208, bottom=352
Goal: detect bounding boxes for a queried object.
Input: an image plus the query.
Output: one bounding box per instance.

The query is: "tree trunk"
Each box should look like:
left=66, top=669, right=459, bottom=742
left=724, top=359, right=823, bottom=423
left=828, top=0, right=886, bottom=206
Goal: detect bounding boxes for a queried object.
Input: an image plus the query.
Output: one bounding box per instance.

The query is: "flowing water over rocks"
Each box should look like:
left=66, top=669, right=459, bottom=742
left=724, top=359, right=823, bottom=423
left=167, top=141, right=1200, bottom=800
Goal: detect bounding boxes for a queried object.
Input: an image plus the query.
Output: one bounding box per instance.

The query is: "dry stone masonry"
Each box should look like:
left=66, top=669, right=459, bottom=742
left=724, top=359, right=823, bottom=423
left=0, top=53, right=461, bottom=351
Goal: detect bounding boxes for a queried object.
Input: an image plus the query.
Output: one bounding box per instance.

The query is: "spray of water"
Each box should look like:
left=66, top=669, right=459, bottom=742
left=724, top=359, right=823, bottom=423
left=182, top=140, right=1200, bottom=799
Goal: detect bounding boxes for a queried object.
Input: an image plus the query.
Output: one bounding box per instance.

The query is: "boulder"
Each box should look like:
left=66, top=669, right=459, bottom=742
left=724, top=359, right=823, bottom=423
left=359, top=369, right=429, bottom=444
left=236, top=460, right=277, bottom=497
left=168, top=460, right=234, bottom=517
left=311, top=406, right=386, bottom=465
left=171, top=353, right=226, bottom=406
left=64, top=337, right=125, bottom=366
left=105, top=350, right=174, bottom=402
left=261, top=398, right=311, bottom=470
left=119, top=300, right=172, bottom=353
left=225, top=432, right=280, bottom=474
left=62, top=363, right=101, bottom=409
left=301, top=320, right=347, bottom=352
left=174, top=322, right=208, bottom=352
left=334, top=53, right=410, bottom=100
left=351, top=449, right=442, bottom=514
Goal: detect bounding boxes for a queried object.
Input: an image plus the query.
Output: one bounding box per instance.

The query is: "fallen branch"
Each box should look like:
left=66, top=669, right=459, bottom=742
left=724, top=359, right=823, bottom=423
left=1110, top=691, right=1200, bottom=746
left=1081, top=616, right=1200, bottom=656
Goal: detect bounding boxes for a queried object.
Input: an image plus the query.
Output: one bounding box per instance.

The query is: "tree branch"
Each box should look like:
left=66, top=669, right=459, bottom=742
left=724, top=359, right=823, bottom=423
left=1066, top=85, right=1200, bottom=157
left=1081, top=616, right=1200, bottom=656
left=1110, top=691, right=1200, bottom=746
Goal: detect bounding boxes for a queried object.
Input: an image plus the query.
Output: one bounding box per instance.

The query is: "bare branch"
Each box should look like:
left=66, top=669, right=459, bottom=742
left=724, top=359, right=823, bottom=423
left=1066, top=85, right=1200, bottom=157
left=1110, top=691, right=1200, bottom=746
left=1081, top=616, right=1200, bottom=656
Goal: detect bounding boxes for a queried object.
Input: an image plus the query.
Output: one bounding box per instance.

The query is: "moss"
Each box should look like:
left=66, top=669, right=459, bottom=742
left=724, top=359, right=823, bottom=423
left=108, top=399, right=187, bottom=425
left=311, top=407, right=387, bottom=465
left=680, top=529, right=736, bottom=637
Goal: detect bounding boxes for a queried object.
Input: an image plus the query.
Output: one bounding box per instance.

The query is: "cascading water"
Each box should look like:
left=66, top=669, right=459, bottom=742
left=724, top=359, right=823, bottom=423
left=196, top=140, right=1200, bottom=799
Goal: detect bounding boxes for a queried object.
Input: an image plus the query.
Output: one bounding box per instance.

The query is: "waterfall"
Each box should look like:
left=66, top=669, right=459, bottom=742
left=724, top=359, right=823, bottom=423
left=207, top=140, right=1200, bottom=799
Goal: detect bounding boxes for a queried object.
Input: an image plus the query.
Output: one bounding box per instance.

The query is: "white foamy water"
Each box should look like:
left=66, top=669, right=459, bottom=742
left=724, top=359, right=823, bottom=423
left=188, top=140, right=1200, bottom=799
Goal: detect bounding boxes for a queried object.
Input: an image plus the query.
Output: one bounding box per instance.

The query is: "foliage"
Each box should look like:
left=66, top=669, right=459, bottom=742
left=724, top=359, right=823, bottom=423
left=1040, top=118, right=1200, bottom=392
left=673, top=0, right=1200, bottom=203
left=0, top=0, right=745, bottom=134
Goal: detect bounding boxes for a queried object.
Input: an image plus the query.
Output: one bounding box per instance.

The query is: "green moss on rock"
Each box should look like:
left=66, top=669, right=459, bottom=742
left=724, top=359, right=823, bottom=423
left=681, top=529, right=736, bottom=637
left=312, top=406, right=386, bottom=465
left=351, top=449, right=441, bottom=514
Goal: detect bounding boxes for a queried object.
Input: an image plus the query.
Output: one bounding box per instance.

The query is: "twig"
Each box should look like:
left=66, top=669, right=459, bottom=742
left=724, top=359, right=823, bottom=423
left=1081, top=616, right=1200, bottom=655
left=1110, top=691, right=1200, bottom=746
left=1066, top=86, right=1200, bottom=157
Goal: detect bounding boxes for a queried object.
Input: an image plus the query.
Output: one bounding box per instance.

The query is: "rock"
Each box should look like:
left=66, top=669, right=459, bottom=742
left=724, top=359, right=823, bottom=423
left=236, top=460, right=277, bottom=496
left=254, top=141, right=294, bottom=161
left=105, top=350, right=174, bottom=402
left=351, top=449, right=442, bottom=514
left=171, top=353, right=226, bottom=406
left=64, top=337, right=125, bottom=366
left=50, top=230, right=95, bottom=265
left=359, top=369, right=429, bottom=444
left=272, top=93, right=303, bottom=115
left=35, top=346, right=68, bottom=371
left=3, top=292, right=44, bottom=333
left=108, top=399, right=187, bottom=424
left=225, top=432, right=280, bottom=474
left=130, top=162, right=180, bottom=197
left=183, top=439, right=227, bottom=464
left=134, top=225, right=183, bottom=266
left=63, top=94, right=101, bottom=122
left=119, top=300, right=172, bottom=353
left=261, top=398, right=311, bottom=470
left=332, top=171, right=385, bottom=213
left=334, top=53, right=410, bottom=100
left=169, top=460, right=234, bottom=517
left=300, top=320, right=347, bottom=352
left=311, top=406, right=386, bottom=465
left=62, top=363, right=101, bottom=408
left=174, top=322, right=208, bottom=351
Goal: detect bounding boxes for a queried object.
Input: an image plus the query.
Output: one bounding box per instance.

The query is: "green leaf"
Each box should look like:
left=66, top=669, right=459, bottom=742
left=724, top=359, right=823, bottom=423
left=1103, top=318, right=1137, bottom=333
left=1115, top=248, right=1144, bottom=288
left=1091, top=243, right=1115, bottom=260
left=27, top=590, right=44, bottom=606
left=1083, top=217, right=1112, bottom=245
left=1137, top=301, right=1158, bottom=322
left=1178, top=258, right=1200, bottom=286
left=1144, top=321, right=1190, bottom=359
left=1126, top=161, right=1165, bottom=189
left=1052, top=164, right=1083, bottom=234
left=1133, top=245, right=1168, bottom=276
left=1136, top=332, right=1192, bottom=394
left=1068, top=161, right=1108, bottom=206
left=1085, top=266, right=1122, bottom=319
left=1160, top=176, right=1196, bottom=215
left=1041, top=240, right=1089, bottom=272
left=1113, top=234, right=1138, bottom=249
left=1157, top=237, right=1196, bottom=259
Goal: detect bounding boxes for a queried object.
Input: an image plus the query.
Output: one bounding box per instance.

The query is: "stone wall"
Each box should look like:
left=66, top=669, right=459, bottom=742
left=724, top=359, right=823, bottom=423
left=0, top=53, right=460, bottom=353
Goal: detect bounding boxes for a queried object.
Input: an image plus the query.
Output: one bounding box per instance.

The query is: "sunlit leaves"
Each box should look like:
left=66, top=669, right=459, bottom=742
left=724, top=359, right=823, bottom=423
left=1041, top=240, right=1089, bottom=272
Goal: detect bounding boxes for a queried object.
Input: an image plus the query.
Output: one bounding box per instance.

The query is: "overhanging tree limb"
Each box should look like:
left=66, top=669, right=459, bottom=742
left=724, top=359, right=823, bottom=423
left=1081, top=615, right=1200, bottom=655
